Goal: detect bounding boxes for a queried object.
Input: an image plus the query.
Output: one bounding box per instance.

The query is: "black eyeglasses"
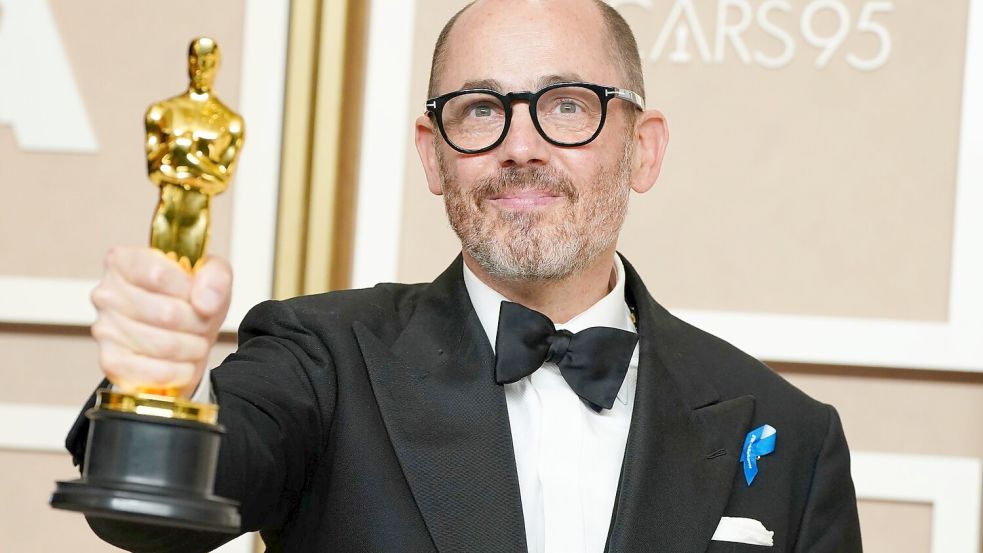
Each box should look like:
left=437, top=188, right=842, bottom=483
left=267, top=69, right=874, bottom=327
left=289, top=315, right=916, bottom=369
left=425, top=82, right=644, bottom=154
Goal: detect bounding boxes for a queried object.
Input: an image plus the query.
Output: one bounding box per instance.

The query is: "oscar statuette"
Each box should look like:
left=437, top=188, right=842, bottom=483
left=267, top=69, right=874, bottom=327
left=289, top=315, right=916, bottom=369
left=50, top=37, right=244, bottom=533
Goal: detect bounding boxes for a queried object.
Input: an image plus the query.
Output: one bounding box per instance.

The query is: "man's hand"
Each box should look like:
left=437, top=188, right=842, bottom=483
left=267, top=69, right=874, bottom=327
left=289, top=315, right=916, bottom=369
left=90, top=247, right=232, bottom=397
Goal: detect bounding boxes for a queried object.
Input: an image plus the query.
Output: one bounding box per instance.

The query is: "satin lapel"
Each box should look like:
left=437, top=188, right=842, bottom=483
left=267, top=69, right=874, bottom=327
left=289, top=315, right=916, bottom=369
left=605, top=257, right=755, bottom=552
left=356, top=257, right=527, bottom=553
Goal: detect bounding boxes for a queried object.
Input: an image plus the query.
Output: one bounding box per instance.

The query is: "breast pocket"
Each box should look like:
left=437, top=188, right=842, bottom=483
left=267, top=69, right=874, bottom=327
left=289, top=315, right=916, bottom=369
left=705, top=542, right=778, bottom=553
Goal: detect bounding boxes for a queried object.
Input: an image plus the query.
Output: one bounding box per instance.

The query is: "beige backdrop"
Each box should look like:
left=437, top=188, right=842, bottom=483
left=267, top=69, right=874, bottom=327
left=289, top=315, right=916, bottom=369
left=0, top=0, right=243, bottom=279
left=3, top=0, right=982, bottom=551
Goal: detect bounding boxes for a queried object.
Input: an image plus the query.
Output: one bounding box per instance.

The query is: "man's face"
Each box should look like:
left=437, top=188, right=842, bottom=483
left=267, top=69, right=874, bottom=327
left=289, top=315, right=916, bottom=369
left=425, top=0, right=639, bottom=281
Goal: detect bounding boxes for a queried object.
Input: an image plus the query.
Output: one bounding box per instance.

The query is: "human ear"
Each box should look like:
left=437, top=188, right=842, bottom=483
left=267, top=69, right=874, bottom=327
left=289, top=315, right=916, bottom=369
left=629, top=110, right=669, bottom=194
left=415, top=114, right=444, bottom=195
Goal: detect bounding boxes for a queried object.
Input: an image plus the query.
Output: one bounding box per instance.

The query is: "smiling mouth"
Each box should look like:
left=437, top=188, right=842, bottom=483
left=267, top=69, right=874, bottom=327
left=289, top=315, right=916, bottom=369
left=486, top=189, right=565, bottom=210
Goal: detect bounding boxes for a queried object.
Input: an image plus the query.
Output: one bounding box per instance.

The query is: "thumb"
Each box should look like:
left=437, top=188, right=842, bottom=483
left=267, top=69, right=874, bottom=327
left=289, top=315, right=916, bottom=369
left=191, top=256, right=233, bottom=318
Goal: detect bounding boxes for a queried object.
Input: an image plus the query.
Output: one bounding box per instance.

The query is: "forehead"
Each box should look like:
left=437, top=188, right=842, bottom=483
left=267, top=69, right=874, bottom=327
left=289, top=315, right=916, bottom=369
left=438, top=0, right=619, bottom=94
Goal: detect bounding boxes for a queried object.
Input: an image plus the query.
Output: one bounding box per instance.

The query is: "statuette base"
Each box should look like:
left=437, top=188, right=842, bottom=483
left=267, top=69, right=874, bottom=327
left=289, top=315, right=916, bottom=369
left=50, top=402, right=240, bottom=533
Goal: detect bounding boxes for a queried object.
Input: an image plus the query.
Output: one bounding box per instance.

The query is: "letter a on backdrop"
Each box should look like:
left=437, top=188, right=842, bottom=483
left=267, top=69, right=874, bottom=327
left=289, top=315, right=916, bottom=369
left=0, top=0, right=98, bottom=152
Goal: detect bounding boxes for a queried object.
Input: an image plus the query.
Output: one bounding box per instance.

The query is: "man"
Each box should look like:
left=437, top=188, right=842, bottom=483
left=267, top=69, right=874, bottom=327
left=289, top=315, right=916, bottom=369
left=70, top=0, right=863, bottom=551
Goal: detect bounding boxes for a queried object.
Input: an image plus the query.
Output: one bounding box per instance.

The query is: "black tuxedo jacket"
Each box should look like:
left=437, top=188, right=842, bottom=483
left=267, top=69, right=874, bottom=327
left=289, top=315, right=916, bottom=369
left=67, top=256, right=862, bottom=552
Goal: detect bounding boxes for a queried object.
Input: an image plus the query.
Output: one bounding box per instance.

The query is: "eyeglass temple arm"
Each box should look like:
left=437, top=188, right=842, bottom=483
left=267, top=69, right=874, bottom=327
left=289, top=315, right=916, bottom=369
left=606, top=88, right=645, bottom=110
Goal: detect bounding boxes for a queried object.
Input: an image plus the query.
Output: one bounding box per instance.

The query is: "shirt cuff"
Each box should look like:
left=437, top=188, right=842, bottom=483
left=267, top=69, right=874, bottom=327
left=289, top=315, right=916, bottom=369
left=190, top=370, right=215, bottom=404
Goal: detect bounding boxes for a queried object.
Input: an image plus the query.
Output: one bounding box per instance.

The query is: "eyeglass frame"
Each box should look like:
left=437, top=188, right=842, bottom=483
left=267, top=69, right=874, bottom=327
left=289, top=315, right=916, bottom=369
left=425, top=81, right=645, bottom=155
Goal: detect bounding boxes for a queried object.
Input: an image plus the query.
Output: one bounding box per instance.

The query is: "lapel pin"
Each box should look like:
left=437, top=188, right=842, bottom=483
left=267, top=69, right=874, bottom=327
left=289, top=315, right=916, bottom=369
left=740, top=424, right=776, bottom=486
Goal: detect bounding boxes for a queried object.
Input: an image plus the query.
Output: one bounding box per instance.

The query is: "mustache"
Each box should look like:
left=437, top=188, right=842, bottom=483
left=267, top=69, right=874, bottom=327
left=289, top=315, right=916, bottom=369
left=471, top=166, right=578, bottom=202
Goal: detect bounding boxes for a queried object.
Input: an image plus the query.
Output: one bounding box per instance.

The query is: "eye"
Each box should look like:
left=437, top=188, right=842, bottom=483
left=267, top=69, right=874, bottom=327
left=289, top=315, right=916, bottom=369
left=557, top=100, right=581, bottom=114
left=467, top=102, right=499, bottom=118
left=547, top=97, right=588, bottom=116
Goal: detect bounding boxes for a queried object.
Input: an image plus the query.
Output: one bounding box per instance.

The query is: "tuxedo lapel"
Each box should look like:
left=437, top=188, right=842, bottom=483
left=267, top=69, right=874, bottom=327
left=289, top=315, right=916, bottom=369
left=355, top=257, right=527, bottom=553
left=605, top=258, right=755, bottom=552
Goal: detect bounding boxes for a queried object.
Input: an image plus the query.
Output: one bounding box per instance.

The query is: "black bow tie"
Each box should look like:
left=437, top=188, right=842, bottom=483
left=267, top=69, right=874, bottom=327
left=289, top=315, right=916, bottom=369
left=494, top=301, right=638, bottom=412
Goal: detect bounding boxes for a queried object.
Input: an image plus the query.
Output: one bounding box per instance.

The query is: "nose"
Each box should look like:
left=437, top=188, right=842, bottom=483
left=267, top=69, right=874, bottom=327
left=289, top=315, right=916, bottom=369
left=495, top=103, right=551, bottom=168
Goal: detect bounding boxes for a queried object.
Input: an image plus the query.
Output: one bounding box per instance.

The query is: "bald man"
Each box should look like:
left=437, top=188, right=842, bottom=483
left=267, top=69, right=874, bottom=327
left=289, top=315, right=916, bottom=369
left=70, top=1, right=862, bottom=551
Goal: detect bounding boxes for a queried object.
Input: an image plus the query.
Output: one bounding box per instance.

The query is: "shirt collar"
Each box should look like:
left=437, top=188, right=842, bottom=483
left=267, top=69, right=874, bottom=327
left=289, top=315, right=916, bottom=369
left=462, top=254, right=636, bottom=355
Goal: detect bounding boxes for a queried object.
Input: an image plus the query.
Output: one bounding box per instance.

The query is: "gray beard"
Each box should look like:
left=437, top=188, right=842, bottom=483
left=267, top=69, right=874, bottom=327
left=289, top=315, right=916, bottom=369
left=465, top=208, right=589, bottom=281
left=438, top=143, right=633, bottom=282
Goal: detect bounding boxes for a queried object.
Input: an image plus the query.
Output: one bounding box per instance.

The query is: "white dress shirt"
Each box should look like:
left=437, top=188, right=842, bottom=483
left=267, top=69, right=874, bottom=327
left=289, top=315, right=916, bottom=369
left=462, top=255, right=639, bottom=553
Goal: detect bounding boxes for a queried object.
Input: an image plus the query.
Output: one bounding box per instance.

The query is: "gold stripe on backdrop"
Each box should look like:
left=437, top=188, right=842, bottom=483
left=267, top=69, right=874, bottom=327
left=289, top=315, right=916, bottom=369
left=274, top=0, right=367, bottom=300
left=274, top=0, right=318, bottom=299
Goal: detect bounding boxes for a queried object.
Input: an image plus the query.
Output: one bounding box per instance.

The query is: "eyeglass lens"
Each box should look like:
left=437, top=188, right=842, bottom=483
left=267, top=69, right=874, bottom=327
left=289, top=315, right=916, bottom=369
left=440, top=85, right=604, bottom=151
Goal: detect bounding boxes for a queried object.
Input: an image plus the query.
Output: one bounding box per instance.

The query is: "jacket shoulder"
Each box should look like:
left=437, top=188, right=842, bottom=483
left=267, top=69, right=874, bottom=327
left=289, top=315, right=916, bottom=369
left=258, top=282, right=427, bottom=343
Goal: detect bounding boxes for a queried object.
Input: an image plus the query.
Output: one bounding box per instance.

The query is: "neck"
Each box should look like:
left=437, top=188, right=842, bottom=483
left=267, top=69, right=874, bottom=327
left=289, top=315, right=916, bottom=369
left=464, top=247, right=618, bottom=324
left=189, top=83, right=211, bottom=96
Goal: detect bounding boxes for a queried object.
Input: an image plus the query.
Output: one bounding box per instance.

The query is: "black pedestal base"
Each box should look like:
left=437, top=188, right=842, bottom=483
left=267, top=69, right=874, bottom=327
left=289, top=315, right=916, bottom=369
left=50, top=405, right=240, bottom=533
left=51, top=480, right=239, bottom=532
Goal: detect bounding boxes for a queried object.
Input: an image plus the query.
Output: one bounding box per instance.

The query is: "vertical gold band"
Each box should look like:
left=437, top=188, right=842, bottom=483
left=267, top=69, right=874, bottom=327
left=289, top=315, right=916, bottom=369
left=275, top=0, right=368, bottom=299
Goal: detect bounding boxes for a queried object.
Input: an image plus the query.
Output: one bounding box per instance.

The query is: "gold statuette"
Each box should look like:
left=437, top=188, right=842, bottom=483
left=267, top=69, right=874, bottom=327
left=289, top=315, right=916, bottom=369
left=49, top=38, right=243, bottom=532
left=146, top=37, right=244, bottom=272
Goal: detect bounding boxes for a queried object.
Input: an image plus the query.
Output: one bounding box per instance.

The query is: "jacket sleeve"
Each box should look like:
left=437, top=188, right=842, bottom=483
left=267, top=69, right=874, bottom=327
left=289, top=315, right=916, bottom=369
left=792, top=404, right=863, bottom=552
left=68, top=299, right=338, bottom=553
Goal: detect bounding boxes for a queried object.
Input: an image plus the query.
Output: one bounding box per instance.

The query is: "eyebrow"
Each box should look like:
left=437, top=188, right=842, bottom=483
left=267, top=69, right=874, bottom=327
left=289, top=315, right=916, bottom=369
left=459, top=78, right=505, bottom=91
left=457, top=73, right=587, bottom=93
left=536, top=73, right=585, bottom=88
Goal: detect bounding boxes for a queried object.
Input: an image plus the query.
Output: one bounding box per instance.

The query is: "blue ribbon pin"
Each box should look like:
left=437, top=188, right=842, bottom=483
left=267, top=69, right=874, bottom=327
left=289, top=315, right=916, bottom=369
left=740, top=424, right=776, bottom=486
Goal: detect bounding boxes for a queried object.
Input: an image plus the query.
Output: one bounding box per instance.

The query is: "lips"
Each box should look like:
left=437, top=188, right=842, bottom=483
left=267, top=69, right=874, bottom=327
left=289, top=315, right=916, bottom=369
left=486, top=189, right=564, bottom=210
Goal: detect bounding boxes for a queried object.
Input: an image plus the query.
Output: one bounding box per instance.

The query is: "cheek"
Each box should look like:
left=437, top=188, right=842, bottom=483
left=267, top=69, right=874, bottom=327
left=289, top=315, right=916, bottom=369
left=554, top=149, right=613, bottom=194
left=453, top=154, right=496, bottom=182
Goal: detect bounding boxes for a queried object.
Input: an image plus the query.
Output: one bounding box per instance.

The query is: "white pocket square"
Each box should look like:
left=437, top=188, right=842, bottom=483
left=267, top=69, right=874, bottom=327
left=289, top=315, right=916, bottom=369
left=711, top=517, right=774, bottom=546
